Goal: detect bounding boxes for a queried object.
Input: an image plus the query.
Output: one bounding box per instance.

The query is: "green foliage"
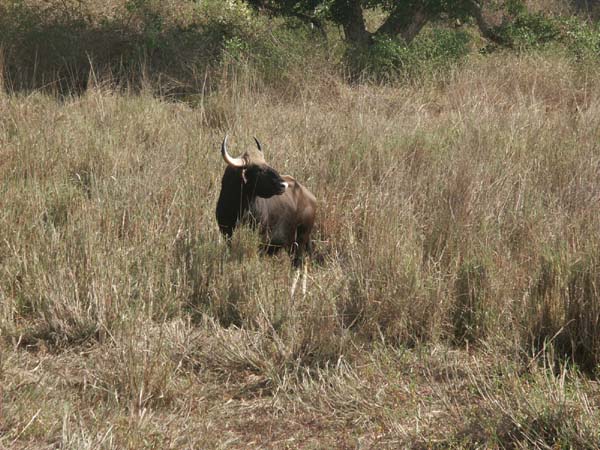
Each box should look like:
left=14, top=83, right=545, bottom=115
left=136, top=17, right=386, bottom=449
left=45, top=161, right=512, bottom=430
left=1, top=0, right=599, bottom=95
left=0, top=0, right=332, bottom=95
left=345, top=35, right=404, bottom=81
left=249, top=0, right=472, bottom=28
left=220, top=19, right=330, bottom=91
left=346, top=28, right=471, bottom=81
left=0, top=0, right=259, bottom=93
left=504, top=0, right=527, bottom=16
left=497, top=11, right=561, bottom=49
left=563, top=18, right=600, bottom=62
left=482, top=9, right=600, bottom=65
left=0, top=0, right=93, bottom=91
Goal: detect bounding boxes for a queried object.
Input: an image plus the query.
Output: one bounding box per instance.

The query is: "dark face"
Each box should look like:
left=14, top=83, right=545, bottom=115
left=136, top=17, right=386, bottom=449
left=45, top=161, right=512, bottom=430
left=244, top=163, right=288, bottom=198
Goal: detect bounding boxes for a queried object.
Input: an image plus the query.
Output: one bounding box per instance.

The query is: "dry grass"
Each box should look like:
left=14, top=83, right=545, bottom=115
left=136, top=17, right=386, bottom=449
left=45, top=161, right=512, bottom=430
left=2, top=50, right=600, bottom=448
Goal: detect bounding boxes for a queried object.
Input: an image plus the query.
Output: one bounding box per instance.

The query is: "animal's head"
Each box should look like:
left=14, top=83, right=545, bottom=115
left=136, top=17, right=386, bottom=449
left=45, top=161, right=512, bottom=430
left=221, top=135, right=288, bottom=199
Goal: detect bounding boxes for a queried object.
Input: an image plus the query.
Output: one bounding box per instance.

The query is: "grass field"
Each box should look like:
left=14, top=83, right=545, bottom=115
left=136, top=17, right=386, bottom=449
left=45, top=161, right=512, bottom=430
left=2, top=37, right=600, bottom=447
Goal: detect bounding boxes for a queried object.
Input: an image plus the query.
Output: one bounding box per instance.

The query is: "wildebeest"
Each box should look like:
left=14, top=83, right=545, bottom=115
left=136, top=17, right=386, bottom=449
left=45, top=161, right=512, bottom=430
left=216, top=135, right=317, bottom=274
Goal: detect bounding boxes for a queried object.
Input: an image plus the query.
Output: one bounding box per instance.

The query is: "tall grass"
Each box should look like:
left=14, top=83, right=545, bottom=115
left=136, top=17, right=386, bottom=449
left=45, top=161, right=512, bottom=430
left=2, top=50, right=600, bottom=446
left=2, top=2, right=600, bottom=445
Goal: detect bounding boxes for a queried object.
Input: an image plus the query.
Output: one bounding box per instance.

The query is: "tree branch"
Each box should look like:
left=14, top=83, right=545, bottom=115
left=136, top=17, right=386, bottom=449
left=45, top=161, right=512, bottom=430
left=465, top=0, right=510, bottom=46
left=377, top=3, right=430, bottom=44
left=246, top=1, right=326, bottom=35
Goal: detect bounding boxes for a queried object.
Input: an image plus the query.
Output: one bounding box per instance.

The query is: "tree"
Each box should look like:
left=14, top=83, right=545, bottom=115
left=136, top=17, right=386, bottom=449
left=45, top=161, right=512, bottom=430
left=245, top=0, right=508, bottom=48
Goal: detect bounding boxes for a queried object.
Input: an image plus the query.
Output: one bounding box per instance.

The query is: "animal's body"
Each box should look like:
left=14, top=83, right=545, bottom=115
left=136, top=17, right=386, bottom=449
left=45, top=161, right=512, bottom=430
left=215, top=135, right=316, bottom=267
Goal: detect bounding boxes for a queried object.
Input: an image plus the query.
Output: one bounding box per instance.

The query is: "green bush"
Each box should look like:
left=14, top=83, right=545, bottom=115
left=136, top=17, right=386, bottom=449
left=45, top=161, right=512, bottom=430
left=218, top=17, right=330, bottom=90
left=497, top=11, right=561, bottom=49
left=0, top=0, right=331, bottom=95
left=563, top=18, right=600, bottom=62
left=346, top=28, right=471, bottom=82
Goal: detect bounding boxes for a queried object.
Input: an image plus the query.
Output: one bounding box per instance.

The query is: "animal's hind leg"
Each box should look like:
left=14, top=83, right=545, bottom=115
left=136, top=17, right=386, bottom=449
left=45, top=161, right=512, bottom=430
left=292, top=224, right=311, bottom=268
left=290, top=267, right=301, bottom=300
left=291, top=244, right=302, bottom=268
left=301, top=262, right=308, bottom=297
left=294, top=225, right=311, bottom=296
left=289, top=238, right=301, bottom=300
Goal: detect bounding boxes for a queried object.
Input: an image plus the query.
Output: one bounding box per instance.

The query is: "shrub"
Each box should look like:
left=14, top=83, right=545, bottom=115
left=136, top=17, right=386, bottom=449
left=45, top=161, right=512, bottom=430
left=563, top=18, right=600, bottom=63
left=496, top=11, right=561, bottom=49
left=345, top=28, right=471, bottom=82
left=0, top=0, right=263, bottom=94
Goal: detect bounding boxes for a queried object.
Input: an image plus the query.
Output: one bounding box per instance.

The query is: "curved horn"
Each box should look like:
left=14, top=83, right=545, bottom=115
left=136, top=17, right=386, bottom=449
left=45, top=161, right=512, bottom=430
left=221, top=134, right=246, bottom=168
left=253, top=137, right=262, bottom=152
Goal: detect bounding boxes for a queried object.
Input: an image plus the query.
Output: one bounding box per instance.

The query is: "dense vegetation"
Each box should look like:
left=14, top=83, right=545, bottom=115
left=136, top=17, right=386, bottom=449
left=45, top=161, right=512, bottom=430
left=2, top=0, right=600, bottom=447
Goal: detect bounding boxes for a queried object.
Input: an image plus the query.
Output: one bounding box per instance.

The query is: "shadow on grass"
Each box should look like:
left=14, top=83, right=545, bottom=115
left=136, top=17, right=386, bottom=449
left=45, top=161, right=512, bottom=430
left=0, top=11, right=233, bottom=97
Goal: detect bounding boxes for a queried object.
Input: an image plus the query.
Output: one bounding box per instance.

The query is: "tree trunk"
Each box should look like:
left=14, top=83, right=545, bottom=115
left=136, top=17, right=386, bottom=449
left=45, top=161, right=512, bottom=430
left=398, top=6, right=430, bottom=43
left=336, top=0, right=431, bottom=47
left=336, top=0, right=508, bottom=49
left=332, top=0, right=372, bottom=47
left=377, top=3, right=430, bottom=44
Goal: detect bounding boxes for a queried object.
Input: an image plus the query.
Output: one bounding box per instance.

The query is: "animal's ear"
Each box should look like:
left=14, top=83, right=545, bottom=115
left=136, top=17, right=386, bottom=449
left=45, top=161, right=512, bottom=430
left=241, top=168, right=248, bottom=184
left=253, top=137, right=262, bottom=152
